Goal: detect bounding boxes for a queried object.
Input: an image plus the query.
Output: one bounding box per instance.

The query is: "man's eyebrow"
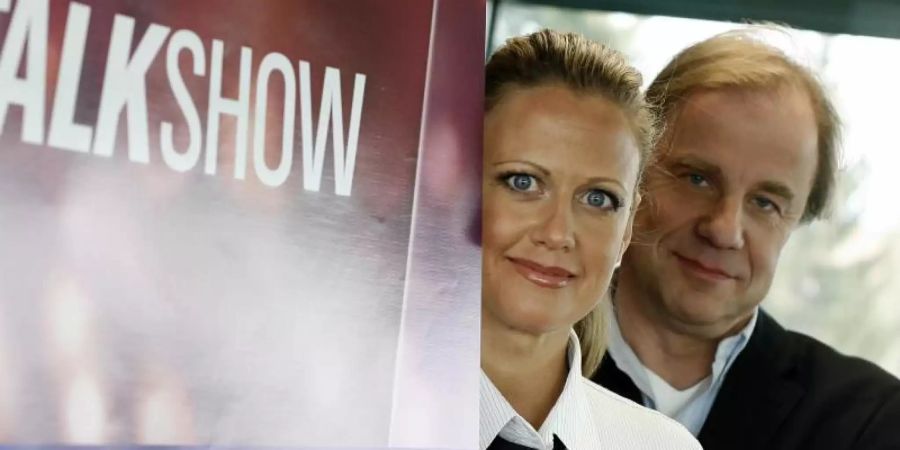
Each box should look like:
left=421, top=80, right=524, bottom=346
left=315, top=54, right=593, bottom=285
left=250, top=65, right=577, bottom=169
left=758, top=181, right=795, bottom=202
left=667, top=156, right=722, bottom=178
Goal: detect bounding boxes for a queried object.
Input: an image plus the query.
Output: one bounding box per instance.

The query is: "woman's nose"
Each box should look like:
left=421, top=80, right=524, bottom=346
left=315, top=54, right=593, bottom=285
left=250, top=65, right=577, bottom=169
left=530, top=199, right=575, bottom=251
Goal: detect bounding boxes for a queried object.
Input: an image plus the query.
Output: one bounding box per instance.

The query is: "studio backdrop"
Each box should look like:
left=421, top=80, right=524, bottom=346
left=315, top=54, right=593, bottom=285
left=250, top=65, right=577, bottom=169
left=0, top=0, right=484, bottom=448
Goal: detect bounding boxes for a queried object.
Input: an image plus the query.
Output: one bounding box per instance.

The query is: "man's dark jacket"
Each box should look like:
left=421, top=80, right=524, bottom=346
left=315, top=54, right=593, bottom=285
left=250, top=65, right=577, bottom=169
left=592, top=310, right=900, bottom=449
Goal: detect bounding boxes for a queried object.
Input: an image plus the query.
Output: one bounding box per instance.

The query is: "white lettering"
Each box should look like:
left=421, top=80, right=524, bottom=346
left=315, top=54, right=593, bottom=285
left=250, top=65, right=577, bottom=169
left=160, top=29, right=205, bottom=172
left=205, top=40, right=251, bottom=177
left=93, top=14, right=170, bottom=162
left=253, top=52, right=295, bottom=187
left=300, top=64, right=366, bottom=196
left=0, top=0, right=48, bottom=145
left=47, top=2, right=92, bottom=153
left=0, top=4, right=370, bottom=198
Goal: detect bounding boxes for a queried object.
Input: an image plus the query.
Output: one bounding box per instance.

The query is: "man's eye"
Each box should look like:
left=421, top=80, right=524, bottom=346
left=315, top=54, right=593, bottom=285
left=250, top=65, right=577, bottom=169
left=753, top=196, right=780, bottom=213
left=687, top=173, right=709, bottom=187
left=504, top=174, right=538, bottom=192
left=579, top=189, right=621, bottom=211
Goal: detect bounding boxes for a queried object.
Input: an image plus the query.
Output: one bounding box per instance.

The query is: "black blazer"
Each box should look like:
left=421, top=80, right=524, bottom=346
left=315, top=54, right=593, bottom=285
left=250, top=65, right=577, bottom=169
left=592, top=310, right=900, bottom=450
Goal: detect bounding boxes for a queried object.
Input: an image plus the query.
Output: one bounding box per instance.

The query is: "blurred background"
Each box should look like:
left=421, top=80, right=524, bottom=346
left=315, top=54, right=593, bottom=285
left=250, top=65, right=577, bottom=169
left=487, top=0, right=900, bottom=378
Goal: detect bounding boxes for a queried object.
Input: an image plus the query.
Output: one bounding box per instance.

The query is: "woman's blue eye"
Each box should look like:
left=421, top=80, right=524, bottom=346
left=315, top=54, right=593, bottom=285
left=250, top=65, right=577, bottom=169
left=581, top=189, right=620, bottom=210
left=504, top=174, right=537, bottom=192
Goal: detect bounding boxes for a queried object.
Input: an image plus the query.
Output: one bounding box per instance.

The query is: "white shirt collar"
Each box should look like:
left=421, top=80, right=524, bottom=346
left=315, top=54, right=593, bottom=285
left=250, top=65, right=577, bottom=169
left=480, top=329, right=597, bottom=450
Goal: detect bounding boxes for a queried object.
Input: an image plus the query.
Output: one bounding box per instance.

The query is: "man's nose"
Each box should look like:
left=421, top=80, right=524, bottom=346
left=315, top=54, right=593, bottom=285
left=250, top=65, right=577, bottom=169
left=697, top=196, right=745, bottom=250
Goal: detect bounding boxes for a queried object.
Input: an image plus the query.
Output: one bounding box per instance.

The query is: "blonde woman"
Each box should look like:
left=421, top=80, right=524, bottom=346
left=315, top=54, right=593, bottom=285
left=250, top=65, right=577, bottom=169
left=480, top=29, right=701, bottom=449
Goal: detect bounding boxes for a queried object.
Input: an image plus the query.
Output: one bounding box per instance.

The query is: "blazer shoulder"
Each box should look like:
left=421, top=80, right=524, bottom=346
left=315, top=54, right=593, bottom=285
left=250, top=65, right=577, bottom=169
left=855, top=383, right=900, bottom=448
left=750, top=311, right=899, bottom=392
left=783, top=328, right=900, bottom=392
left=580, top=378, right=702, bottom=449
left=785, top=331, right=900, bottom=447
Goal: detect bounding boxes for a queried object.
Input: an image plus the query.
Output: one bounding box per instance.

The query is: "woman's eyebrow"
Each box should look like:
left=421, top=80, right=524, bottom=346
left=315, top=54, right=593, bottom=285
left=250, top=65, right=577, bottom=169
left=491, top=160, right=550, bottom=176
left=583, top=176, right=626, bottom=192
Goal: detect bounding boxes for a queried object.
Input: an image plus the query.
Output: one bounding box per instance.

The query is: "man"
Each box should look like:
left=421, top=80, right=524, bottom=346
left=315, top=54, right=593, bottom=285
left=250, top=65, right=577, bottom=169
left=592, top=30, right=900, bottom=449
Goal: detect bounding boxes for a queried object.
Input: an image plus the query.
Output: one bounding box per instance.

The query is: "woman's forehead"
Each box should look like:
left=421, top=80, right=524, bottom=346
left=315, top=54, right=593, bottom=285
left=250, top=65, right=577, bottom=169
left=485, top=87, right=640, bottom=187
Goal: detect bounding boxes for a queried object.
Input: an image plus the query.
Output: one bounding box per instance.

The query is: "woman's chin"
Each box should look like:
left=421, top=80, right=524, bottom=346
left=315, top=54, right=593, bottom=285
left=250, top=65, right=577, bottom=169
left=490, top=306, right=571, bottom=337
left=483, top=285, right=584, bottom=337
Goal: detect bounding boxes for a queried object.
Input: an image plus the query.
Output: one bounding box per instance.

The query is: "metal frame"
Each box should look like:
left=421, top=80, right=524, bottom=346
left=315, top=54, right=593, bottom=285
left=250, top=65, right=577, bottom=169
left=488, top=0, right=900, bottom=40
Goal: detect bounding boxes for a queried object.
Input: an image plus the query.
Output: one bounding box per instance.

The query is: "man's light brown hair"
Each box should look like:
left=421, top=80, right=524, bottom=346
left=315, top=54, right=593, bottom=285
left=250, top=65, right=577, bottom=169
left=646, top=28, right=841, bottom=223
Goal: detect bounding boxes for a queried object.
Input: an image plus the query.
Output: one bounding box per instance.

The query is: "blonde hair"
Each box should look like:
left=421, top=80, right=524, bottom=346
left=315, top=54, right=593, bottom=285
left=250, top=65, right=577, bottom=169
left=486, top=29, right=656, bottom=377
left=647, top=28, right=841, bottom=222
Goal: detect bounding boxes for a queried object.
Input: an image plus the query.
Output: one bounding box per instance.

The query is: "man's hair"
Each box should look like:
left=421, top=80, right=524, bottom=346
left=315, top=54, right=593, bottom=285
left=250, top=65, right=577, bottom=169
left=486, top=29, right=657, bottom=377
left=646, top=28, right=841, bottom=222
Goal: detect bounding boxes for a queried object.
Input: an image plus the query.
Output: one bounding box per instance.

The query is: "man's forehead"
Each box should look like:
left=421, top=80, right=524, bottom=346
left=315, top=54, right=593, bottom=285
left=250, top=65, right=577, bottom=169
left=657, top=86, right=819, bottom=195
left=674, top=85, right=812, bottom=124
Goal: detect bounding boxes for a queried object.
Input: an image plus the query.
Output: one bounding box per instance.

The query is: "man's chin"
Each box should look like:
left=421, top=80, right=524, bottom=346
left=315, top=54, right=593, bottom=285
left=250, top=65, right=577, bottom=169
left=668, top=305, right=754, bottom=338
left=660, top=294, right=741, bottom=334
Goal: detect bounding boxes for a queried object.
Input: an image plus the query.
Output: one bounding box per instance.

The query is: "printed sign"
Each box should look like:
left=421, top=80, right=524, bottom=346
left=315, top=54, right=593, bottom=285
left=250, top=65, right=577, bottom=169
left=0, top=0, right=483, bottom=448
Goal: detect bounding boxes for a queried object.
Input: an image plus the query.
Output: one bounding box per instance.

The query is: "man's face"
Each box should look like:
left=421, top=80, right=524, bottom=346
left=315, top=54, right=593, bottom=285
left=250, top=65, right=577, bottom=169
left=623, top=86, right=819, bottom=337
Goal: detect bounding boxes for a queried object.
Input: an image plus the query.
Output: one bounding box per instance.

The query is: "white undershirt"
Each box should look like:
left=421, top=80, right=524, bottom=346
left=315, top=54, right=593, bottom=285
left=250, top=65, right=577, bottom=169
left=645, top=369, right=710, bottom=419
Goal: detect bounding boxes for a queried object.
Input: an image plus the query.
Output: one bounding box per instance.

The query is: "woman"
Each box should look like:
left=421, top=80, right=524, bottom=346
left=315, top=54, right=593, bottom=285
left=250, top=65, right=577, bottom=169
left=481, top=30, right=701, bottom=449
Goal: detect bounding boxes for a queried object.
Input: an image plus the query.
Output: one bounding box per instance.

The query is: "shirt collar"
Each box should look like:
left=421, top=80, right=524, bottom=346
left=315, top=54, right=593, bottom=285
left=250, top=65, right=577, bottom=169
left=605, top=299, right=758, bottom=404
left=480, top=329, right=594, bottom=450
left=712, top=307, right=757, bottom=379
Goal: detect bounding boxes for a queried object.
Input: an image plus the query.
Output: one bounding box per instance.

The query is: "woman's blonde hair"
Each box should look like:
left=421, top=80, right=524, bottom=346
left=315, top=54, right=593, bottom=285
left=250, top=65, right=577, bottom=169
left=486, top=29, right=657, bottom=377
left=647, top=27, right=841, bottom=222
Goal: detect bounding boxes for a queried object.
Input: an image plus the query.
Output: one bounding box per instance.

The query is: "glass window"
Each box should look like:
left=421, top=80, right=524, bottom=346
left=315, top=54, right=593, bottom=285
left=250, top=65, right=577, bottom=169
left=491, top=1, right=900, bottom=378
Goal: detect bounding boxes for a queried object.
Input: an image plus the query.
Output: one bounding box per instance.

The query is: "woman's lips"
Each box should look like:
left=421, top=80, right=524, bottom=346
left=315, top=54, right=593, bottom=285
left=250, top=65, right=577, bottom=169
left=674, top=253, right=734, bottom=281
left=507, top=257, right=575, bottom=289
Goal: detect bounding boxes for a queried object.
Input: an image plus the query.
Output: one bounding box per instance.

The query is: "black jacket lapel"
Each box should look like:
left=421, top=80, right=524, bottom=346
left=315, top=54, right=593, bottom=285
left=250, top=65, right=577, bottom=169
left=698, top=311, right=805, bottom=450
left=593, top=353, right=644, bottom=404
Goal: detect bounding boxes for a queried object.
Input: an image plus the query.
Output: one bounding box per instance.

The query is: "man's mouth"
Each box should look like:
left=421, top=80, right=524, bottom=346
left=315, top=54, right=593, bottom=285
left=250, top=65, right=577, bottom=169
left=673, top=253, right=735, bottom=281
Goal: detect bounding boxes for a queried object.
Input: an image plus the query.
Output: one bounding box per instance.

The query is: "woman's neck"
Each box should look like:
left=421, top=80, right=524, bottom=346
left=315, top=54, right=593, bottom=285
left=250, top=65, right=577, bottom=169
left=481, top=318, right=571, bottom=429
